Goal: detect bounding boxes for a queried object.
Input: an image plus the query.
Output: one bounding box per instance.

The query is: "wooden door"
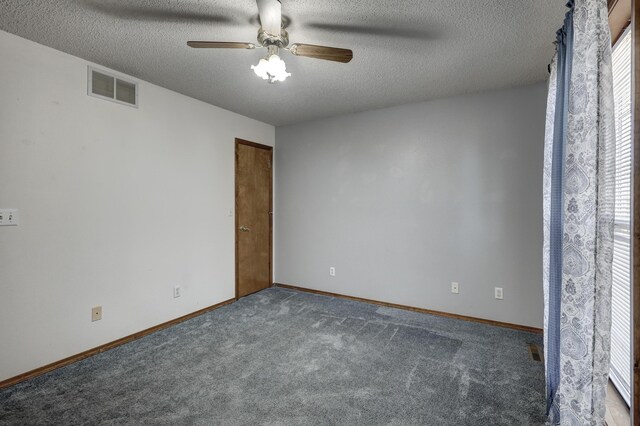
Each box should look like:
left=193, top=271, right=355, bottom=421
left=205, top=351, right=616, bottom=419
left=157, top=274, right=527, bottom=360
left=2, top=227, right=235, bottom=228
left=235, top=139, right=273, bottom=298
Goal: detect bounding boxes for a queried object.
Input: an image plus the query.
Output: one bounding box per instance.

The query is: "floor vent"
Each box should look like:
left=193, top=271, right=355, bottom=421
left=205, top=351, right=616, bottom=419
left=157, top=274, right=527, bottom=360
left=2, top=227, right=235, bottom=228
left=528, top=343, right=543, bottom=362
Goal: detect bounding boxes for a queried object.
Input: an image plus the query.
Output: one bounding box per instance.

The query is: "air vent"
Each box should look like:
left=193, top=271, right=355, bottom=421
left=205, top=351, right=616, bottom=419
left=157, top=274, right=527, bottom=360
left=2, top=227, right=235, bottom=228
left=528, top=343, right=543, bottom=362
left=88, top=67, right=138, bottom=107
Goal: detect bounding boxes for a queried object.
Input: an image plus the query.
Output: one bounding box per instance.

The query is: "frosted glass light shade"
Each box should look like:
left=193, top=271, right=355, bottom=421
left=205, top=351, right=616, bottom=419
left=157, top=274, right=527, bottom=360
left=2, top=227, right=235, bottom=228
left=251, top=54, right=291, bottom=83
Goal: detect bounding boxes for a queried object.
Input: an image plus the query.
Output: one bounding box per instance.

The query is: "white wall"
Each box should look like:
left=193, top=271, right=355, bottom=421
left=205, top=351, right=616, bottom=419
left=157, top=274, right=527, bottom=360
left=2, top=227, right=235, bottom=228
left=275, top=83, right=546, bottom=328
left=0, top=30, right=274, bottom=381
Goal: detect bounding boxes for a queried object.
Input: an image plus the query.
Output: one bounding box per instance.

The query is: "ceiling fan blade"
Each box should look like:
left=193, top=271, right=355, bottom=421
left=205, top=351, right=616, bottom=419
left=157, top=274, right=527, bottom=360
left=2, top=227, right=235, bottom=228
left=289, top=44, right=353, bottom=63
left=306, top=23, right=437, bottom=40
left=83, top=0, right=237, bottom=24
left=187, top=41, right=256, bottom=49
left=256, top=0, right=282, bottom=35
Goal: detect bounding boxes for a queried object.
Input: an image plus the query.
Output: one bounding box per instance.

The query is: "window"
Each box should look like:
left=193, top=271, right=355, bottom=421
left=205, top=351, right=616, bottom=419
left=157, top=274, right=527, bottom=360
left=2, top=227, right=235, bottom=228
left=610, top=27, right=631, bottom=406
left=88, top=67, right=138, bottom=107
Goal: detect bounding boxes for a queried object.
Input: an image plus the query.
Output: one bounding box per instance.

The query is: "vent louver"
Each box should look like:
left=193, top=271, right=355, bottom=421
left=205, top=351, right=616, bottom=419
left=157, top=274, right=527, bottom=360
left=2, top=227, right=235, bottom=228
left=88, top=67, right=138, bottom=107
left=527, top=343, right=542, bottom=362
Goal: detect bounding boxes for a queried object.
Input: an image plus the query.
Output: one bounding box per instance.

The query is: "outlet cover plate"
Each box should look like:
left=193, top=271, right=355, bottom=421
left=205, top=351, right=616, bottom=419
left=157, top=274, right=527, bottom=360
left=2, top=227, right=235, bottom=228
left=0, top=209, right=18, bottom=226
left=451, top=282, right=459, bottom=294
left=92, top=306, right=102, bottom=321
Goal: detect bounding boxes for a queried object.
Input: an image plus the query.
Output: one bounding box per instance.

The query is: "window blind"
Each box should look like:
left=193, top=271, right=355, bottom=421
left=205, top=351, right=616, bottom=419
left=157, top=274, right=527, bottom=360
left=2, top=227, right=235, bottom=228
left=610, top=27, right=631, bottom=406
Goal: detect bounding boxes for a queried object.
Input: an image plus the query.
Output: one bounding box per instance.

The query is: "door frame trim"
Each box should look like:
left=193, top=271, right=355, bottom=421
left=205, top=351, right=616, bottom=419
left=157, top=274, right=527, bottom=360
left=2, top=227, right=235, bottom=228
left=235, top=138, right=273, bottom=300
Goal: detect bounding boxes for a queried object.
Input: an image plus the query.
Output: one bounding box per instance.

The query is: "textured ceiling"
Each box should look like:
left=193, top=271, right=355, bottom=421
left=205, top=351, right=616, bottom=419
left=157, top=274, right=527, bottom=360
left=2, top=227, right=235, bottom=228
left=0, top=0, right=566, bottom=126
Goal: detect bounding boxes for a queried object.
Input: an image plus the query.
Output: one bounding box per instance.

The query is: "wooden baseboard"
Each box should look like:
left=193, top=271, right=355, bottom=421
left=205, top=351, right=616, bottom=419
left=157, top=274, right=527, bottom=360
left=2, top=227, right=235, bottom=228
left=0, top=298, right=235, bottom=390
left=275, top=283, right=543, bottom=334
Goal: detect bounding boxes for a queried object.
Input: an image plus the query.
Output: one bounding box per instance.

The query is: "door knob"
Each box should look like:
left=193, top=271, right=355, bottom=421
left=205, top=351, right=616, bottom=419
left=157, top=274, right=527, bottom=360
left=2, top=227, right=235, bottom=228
left=239, top=226, right=250, bottom=232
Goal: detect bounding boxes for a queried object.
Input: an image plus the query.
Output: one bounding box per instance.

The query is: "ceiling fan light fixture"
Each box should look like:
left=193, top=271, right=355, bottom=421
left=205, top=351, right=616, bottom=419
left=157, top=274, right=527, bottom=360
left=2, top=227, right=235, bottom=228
left=251, top=50, right=291, bottom=83
left=189, top=0, right=353, bottom=82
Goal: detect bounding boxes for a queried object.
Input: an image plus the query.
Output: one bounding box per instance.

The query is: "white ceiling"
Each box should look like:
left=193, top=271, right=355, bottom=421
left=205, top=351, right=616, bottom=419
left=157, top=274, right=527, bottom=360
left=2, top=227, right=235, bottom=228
left=0, top=0, right=566, bottom=126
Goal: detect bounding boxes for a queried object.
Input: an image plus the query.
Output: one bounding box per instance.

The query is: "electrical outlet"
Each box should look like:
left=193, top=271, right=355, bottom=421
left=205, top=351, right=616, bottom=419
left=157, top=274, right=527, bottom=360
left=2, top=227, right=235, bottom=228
left=451, top=282, right=459, bottom=294
left=7, top=210, right=16, bottom=225
left=0, top=209, right=18, bottom=226
left=92, top=306, right=102, bottom=321
left=173, top=285, right=181, bottom=298
left=495, top=287, right=504, bottom=300
left=329, top=267, right=336, bottom=277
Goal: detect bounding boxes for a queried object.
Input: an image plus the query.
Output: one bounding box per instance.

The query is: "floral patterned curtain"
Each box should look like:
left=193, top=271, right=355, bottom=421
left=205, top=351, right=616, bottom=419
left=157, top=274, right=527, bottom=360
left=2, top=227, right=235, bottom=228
left=542, top=0, right=616, bottom=424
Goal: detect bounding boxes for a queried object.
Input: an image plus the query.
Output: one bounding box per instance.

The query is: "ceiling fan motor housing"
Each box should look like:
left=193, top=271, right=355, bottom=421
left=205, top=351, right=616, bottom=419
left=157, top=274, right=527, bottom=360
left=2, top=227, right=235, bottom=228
left=258, top=27, right=289, bottom=48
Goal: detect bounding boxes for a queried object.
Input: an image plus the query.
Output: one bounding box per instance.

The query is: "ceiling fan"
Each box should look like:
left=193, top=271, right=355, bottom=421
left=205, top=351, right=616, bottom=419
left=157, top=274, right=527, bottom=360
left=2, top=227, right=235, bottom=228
left=187, top=0, right=353, bottom=83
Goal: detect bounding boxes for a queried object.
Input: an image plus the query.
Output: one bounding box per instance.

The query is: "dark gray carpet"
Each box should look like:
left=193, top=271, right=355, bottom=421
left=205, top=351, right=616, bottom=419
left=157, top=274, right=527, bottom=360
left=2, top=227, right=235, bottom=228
left=0, top=287, right=546, bottom=425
